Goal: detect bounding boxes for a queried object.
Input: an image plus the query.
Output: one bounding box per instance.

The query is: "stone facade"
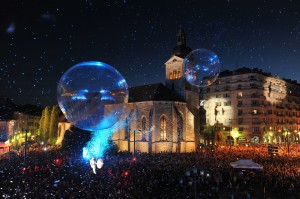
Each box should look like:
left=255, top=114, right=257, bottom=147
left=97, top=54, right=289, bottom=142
left=111, top=101, right=195, bottom=153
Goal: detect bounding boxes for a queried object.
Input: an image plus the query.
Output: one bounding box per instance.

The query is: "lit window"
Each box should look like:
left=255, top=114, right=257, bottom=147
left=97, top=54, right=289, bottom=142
left=237, top=92, right=243, bottom=98
left=177, top=71, right=181, bottom=78
left=252, top=109, right=258, bottom=115
left=160, top=116, right=167, bottom=140
left=173, top=70, right=177, bottom=79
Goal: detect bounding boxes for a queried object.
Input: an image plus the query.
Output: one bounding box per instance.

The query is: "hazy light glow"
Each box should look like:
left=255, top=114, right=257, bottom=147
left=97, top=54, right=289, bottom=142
left=82, top=129, right=112, bottom=159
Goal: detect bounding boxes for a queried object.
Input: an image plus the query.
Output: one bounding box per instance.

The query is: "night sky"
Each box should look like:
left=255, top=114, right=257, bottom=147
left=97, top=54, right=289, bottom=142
left=1, top=0, right=300, bottom=106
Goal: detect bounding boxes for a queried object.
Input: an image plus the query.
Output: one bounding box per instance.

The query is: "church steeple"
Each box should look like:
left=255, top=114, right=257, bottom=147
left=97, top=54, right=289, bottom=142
left=172, top=26, right=192, bottom=58
left=177, top=26, right=186, bottom=46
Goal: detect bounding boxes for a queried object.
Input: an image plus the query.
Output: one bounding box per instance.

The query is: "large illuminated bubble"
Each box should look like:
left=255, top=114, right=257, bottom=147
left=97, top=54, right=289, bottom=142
left=183, top=49, right=221, bottom=87
left=57, top=61, right=128, bottom=131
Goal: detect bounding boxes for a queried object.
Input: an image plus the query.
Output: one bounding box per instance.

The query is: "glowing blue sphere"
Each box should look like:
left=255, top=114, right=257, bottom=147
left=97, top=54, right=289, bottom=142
left=183, top=49, right=221, bottom=87
left=57, top=61, right=128, bottom=131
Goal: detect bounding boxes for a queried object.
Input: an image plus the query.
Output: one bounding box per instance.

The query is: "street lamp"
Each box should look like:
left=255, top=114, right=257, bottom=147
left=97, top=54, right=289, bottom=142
left=129, top=129, right=142, bottom=155
left=185, top=167, right=206, bottom=199
left=231, top=129, right=239, bottom=146
left=284, top=130, right=291, bottom=153
left=24, top=130, right=28, bottom=164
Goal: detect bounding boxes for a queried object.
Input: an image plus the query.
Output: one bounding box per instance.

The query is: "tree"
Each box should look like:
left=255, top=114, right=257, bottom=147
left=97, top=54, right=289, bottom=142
left=202, top=125, right=215, bottom=145
left=202, top=125, right=225, bottom=146
left=214, top=130, right=225, bottom=146
left=104, top=139, right=119, bottom=156
left=61, top=125, right=92, bottom=156
left=49, top=105, right=60, bottom=144
left=39, top=106, right=51, bottom=142
left=39, top=108, right=45, bottom=140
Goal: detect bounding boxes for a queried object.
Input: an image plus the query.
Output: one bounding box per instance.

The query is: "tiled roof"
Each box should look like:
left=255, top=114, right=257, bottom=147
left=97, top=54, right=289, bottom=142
left=129, top=83, right=184, bottom=102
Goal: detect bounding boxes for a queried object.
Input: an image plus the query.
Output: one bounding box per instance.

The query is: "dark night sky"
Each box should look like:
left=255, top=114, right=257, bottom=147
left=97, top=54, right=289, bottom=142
left=1, top=0, right=300, bottom=106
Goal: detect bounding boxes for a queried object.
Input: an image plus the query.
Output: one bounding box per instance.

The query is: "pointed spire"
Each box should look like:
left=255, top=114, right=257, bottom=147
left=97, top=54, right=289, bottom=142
left=171, top=26, right=192, bottom=58
left=176, top=25, right=186, bottom=46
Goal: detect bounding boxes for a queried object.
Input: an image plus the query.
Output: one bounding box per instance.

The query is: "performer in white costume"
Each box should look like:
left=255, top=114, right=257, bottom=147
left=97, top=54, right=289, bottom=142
left=90, top=157, right=97, bottom=174
left=97, top=158, right=104, bottom=169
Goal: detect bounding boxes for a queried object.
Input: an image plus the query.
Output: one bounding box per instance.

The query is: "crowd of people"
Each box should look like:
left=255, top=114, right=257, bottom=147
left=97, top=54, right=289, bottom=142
left=1, top=144, right=300, bottom=198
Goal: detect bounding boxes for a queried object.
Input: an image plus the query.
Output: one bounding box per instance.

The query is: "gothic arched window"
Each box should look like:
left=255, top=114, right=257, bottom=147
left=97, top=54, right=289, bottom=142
left=124, top=118, right=129, bottom=140
left=169, top=72, right=173, bottom=80
left=177, top=113, right=183, bottom=141
left=173, top=70, right=177, bottom=79
left=160, top=115, right=167, bottom=141
left=141, top=117, right=146, bottom=140
left=177, top=71, right=181, bottom=79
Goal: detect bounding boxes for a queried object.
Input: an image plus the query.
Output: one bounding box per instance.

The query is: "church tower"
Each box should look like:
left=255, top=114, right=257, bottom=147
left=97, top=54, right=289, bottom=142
left=165, top=27, right=203, bottom=146
left=165, top=27, right=192, bottom=100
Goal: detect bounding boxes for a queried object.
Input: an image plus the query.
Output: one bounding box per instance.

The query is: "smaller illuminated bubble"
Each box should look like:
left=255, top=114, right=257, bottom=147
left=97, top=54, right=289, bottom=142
left=183, top=49, right=221, bottom=87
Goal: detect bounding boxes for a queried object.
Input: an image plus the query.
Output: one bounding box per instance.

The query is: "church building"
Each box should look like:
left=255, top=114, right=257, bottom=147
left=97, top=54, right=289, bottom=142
left=111, top=27, right=198, bottom=153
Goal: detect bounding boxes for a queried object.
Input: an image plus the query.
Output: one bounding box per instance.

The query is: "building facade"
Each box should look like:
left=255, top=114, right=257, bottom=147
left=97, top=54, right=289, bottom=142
left=0, top=111, right=41, bottom=153
left=204, top=68, right=300, bottom=145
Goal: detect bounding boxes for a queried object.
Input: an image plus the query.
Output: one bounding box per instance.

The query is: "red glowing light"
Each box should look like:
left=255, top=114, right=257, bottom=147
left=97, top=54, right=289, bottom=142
left=124, top=171, right=129, bottom=176
left=22, top=167, right=26, bottom=171
left=133, top=157, right=136, bottom=161
left=55, top=158, right=62, bottom=165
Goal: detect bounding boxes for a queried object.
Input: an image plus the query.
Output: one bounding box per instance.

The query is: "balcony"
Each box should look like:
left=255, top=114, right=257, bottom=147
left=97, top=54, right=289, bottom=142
left=252, top=121, right=263, bottom=124
left=251, top=94, right=261, bottom=98
left=251, top=113, right=263, bottom=116
left=251, top=104, right=260, bottom=107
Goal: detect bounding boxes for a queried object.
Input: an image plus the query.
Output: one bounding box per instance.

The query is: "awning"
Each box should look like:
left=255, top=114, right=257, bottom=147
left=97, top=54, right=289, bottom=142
left=230, top=159, right=263, bottom=170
